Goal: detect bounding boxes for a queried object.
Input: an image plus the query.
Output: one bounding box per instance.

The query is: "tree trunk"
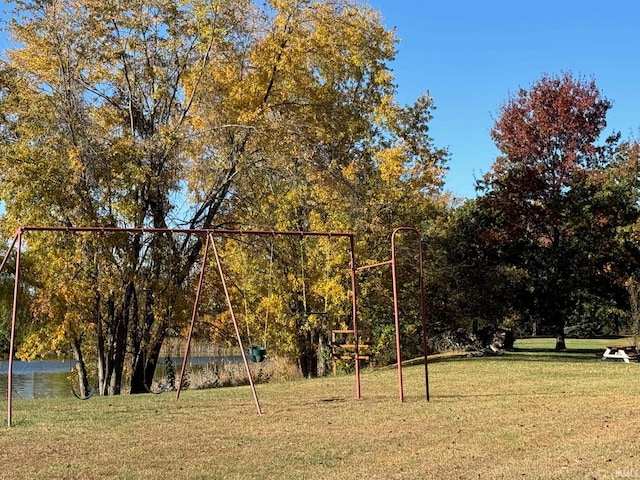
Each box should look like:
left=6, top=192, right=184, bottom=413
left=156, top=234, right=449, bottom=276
left=297, top=331, right=318, bottom=378
left=130, top=297, right=152, bottom=394
left=71, top=337, right=90, bottom=398
left=316, top=334, right=327, bottom=377
left=552, top=291, right=566, bottom=351
left=95, top=291, right=107, bottom=396
left=110, top=282, right=135, bottom=395
left=555, top=325, right=566, bottom=351
left=130, top=285, right=167, bottom=393
left=626, top=278, right=640, bottom=345
left=130, top=351, right=147, bottom=394
left=129, top=332, right=164, bottom=393
left=143, top=335, right=164, bottom=390
left=551, top=281, right=566, bottom=351
left=101, top=293, right=117, bottom=396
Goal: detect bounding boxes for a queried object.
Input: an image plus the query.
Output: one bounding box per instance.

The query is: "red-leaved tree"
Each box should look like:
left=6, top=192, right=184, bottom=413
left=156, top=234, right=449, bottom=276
left=478, top=72, right=624, bottom=350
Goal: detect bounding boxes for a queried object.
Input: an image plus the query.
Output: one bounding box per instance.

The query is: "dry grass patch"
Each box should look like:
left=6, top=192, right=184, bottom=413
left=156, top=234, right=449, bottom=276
left=1, top=351, right=640, bottom=479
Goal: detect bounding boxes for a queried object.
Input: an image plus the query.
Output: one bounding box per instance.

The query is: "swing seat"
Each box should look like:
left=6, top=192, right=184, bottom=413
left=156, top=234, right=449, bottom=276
left=249, top=346, right=266, bottom=362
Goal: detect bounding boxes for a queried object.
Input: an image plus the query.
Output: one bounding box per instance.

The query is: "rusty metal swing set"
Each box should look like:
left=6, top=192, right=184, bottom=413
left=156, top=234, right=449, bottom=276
left=0, top=225, right=428, bottom=426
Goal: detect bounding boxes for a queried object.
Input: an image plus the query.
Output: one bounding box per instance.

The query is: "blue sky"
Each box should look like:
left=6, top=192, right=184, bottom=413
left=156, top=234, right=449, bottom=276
left=368, top=0, right=640, bottom=198
left=1, top=1, right=638, bottom=199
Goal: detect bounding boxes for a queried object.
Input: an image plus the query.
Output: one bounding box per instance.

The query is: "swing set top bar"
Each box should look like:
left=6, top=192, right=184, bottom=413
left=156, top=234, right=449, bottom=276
left=15, top=225, right=354, bottom=238
left=3, top=225, right=430, bottom=425
left=3, top=225, right=361, bottom=426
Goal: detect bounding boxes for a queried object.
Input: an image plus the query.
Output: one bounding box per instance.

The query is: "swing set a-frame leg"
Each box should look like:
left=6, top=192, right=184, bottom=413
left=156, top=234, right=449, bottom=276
left=209, top=234, right=262, bottom=415
left=175, top=233, right=262, bottom=415
left=1, top=229, right=23, bottom=427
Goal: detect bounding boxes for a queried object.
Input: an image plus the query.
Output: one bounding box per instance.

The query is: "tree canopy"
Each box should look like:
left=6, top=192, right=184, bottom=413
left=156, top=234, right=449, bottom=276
left=3, top=2, right=640, bottom=391
left=474, top=73, right=640, bottom=348
left=0, top=0, right=448, bottom=390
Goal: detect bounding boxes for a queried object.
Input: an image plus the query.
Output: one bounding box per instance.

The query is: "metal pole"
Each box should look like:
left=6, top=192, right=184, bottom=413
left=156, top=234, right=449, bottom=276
left=210, top=234, right=262, bottom=415
left=20, top=225, right=354, bottom=239
left=416, top=234, right=430, bottom=402
left=349, top=235, right=361, bottom=399
left=0, top=232, right=20, bottom=275
left=390, top=230, right=404, bottom=402
left=391, top=227, right=430, bottom=403
left=176, top=234, right=211, bottom=401
left=355, top=259, right=393, bottom=272
left=7, top=230, right=23, bottom=427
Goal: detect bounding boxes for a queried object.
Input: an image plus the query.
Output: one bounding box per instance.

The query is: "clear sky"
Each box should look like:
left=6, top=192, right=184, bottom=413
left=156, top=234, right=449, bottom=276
left=368, top=0, right=640, bottom=198
left=1, top=1, right=638, bottom=199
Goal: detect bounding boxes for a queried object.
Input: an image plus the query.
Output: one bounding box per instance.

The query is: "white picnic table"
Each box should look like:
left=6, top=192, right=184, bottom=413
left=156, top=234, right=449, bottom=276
left=601, top=345, right=639, bottom=363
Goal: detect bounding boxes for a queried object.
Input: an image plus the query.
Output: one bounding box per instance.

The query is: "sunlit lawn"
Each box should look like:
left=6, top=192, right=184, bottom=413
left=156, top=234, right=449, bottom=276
left=1, top=341, right=640, bottom=479
left=514, top=336, right=635, bottom=352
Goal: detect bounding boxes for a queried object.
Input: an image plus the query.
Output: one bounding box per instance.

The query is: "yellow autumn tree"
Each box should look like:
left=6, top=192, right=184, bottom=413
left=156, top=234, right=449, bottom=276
left=0, top=0, right=448, bottom=385
left=201, top=6, right=449, bottom=370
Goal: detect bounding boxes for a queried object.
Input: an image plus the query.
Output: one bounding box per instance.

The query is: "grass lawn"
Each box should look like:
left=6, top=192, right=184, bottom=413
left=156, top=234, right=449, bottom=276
left=2, top=340, right=640, bottom=479
left=514, top=336, right=636, bottom=352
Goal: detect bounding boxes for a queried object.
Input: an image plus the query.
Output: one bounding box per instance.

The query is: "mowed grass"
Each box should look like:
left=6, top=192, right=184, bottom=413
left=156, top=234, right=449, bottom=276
left=2, top=341, right=640, bottom=480
left=514, top=336, right=635, bottom=352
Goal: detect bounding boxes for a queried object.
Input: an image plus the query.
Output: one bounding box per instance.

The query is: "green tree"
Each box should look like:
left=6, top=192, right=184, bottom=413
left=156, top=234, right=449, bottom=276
left=424, top=199, right=528, bottom=336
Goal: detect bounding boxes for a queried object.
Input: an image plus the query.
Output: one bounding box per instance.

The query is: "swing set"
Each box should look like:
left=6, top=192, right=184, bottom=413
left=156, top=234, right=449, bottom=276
left=0, top=225, right=428, bottom=427
left=174, top=229, right=362, bottom=415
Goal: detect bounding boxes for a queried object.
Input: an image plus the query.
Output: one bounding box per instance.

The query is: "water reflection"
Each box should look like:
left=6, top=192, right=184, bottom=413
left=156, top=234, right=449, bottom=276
left=0, top=360, right=74, bottom=399
left=0, top=356, right=239, bottom=399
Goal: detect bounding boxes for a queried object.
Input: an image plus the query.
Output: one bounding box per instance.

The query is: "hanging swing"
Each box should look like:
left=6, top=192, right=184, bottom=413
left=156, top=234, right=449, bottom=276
left=70, top=359, right=96, bottom=400
left=69, top=342, right=96, bottom=400
left=300, top=234, right=329, bottom=318
left=246, top=236, right=274, bottom=363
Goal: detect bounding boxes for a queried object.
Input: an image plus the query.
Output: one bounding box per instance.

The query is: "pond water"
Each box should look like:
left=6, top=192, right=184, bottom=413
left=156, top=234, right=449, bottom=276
left=0, top=356, right=237, bottom=399
left=0, top=359, right=73, bottom=399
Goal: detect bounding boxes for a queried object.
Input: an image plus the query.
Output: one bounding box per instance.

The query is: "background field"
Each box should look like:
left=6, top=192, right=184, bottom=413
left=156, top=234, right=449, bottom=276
left=1, top=338, right=639, bottom=479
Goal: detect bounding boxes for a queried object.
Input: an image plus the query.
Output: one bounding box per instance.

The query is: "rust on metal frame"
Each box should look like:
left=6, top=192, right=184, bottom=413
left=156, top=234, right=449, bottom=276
left=176, top=233, right=211, bottom=402
left=356, top=227, right=430, bottom=403
left=208, top=234, right=262, bottom=414
left=3, top=229, right=23, bottom=427
left=391, top=227, right=429, bottom=403
left=18, top=225, right=354, bottom=238
left=0, top=226, right=359, bottom=426
left=348, top=234, right=361, bottom=399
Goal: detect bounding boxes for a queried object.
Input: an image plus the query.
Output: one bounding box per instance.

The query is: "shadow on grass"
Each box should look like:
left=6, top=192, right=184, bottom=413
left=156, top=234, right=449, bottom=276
left=434, top=391, right=585, bottom=400
left=399, top=345, right=638, bottom=369
left=500, top=350, right=600, bottom=363
left=422, top=349, right=607, bottom=364
left=512, top=347, right=602, bottom=354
